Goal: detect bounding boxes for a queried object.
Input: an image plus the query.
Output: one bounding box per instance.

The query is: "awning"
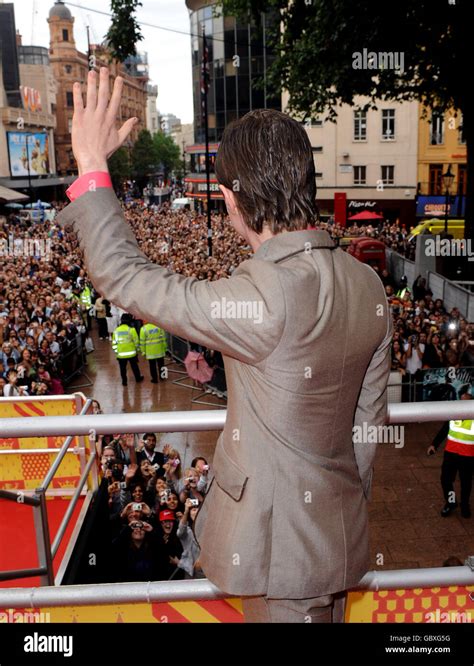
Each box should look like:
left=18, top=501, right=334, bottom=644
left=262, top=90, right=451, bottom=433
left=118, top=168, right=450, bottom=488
left=0, top=186, right=29, bottom=204
left=0, top=176, right=76, bottom=189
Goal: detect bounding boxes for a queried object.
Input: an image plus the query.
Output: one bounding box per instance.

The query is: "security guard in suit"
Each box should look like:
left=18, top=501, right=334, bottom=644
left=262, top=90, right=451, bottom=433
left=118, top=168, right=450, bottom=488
left=112, top=313, right=144, bottom=386
left=139, top=321, right=167, bottom=383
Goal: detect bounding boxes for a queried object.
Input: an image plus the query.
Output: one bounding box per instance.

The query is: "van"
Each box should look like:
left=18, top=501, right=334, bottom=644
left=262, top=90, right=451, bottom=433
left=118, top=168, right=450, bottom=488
left=408, top=218, right=465, bottom=241
left=171, top=197, right=192, bottom=211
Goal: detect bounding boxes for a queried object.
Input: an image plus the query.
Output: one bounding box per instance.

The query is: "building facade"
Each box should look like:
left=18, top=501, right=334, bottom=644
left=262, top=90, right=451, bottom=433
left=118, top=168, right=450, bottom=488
left=416, top=107, right=466, bottom=219
left=184, top=0, right=281, bottom=207
left=48, top=0, right=148, bottom=175
left=160, top=113, right=181, bottom=135
left=299, top=94, right=419, bottom=228
left=146, top=84, right=159, bottom=135
left=0, top=4, right=59, bottom=199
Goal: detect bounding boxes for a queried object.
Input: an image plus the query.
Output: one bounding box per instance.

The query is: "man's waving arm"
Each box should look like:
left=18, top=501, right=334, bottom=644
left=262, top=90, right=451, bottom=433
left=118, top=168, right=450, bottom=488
left=58, top=68, right=285, bottom=364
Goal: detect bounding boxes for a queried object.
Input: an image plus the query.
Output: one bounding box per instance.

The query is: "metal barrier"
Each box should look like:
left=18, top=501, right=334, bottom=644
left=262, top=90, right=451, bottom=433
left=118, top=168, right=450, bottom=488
left=0, top=398, right=96, bottom=586
left=1, top=560, right=474, bottom=608
left=1, top=400, right=473, bottom=602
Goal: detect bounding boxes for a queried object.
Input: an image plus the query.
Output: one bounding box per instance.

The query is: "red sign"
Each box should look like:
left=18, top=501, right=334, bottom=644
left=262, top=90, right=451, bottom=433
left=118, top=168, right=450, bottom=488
left=334, top=193, right=347, bottom=227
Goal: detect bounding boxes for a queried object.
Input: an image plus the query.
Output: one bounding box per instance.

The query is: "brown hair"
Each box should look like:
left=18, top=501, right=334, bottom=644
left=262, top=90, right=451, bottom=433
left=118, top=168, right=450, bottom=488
left=215, top=109, right=318, bottom=234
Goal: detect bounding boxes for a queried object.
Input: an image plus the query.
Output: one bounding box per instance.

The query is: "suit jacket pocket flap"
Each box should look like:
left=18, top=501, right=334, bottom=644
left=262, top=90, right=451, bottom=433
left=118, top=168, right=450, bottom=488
left=213, top=443, right=249, bottom=502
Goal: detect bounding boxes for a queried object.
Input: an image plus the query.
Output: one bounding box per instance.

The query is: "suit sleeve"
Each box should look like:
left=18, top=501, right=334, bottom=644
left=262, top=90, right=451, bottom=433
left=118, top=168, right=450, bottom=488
left=57, top=188, right=285, bottom=364
left=353, top=307, right=393, bottom=500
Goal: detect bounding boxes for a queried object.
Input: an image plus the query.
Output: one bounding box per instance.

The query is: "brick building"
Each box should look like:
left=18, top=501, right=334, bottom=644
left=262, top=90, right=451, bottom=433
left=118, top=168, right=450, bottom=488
left=48, top=0, right=148, bottom=175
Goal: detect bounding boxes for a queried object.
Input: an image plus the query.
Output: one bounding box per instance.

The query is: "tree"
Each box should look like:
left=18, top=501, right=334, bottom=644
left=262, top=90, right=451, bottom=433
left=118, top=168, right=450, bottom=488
left=152, top=132, right=181, bottom=181
left=106, top=0, right=143, bottom=62
left=108, top=147, right=131, bottom=189
left=219, top=0, right=472, bottom=239
left=131, top=129, right=157, bottom=184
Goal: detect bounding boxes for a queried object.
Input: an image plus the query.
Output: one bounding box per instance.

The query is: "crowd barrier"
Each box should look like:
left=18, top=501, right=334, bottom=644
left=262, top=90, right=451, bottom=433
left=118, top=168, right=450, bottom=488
left=389, top=366, right=474, bottom=403
left=166, top=333, right=227, bottom=403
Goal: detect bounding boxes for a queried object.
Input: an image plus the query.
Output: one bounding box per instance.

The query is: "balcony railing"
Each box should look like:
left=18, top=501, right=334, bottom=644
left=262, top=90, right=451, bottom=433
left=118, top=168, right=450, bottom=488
left=1, top=400, right=473, bottom=607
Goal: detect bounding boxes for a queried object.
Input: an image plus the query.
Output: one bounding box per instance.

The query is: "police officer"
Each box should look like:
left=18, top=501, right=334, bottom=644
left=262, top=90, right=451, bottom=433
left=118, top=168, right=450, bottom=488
left=428, top=388, right=474, bottom=518
left=112, top=314, right=144, bottom=386
left=140, top=321, right=167, bottom=383
left=80, top=281, right=93, bottom=331
left=396, top=275, right=411, bottom=300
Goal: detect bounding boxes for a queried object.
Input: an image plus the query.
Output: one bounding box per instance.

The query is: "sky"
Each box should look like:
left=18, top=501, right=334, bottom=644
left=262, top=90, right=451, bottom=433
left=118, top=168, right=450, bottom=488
left=11, top=0, right=194, bottom=123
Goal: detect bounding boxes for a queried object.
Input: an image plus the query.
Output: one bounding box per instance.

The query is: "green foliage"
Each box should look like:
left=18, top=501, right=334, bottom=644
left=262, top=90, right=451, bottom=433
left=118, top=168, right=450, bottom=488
left=108, top=147, right=131, bottom=188
left=153, top=132, right=181, bottom=179
left=131, top=129, right=156, bottom=179
left=106, top=0, right=143, bottom=62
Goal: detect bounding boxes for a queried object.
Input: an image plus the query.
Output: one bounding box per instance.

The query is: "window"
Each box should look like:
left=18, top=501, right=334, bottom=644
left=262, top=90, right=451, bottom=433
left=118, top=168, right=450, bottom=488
left=353, top=111, right=367, bottom=141
left=381, top=109, right=395, bottom=140
left=312, top=146, right=323, bottom=153
left=381, top=165, right=394, bottom=184
left=430, top=112, right=444, bottom=145
left=62, top=29, right=69, bottom=42
left=315, top=172, right=323, bottom=178
left=353, top=166, right=366, bottom=185
left=458, top=115, right=466, bottom=144
left=68, top=118, right=72, bottom=133
left=65, top=65, right=72, bottom=74
left=428, top=164, right=443, bottom=195
left=458, top=164, right=467, bottom=196
left=66, top=91, right=74, bottom=107
left=304, top=118, right=323, bottom=128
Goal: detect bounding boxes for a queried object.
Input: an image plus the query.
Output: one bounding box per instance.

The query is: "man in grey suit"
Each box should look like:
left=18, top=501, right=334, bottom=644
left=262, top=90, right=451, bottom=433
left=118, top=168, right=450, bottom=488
left=59, top=68, right=392, bottom=623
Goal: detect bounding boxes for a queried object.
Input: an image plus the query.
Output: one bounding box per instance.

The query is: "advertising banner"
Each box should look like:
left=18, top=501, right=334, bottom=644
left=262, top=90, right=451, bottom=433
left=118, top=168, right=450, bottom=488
left=7, top=131, right=51, bottom=177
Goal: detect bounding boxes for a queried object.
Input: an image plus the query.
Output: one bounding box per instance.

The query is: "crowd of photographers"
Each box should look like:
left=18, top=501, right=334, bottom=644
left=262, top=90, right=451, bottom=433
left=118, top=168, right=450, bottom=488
left=95, top=413, right=209, bottom=582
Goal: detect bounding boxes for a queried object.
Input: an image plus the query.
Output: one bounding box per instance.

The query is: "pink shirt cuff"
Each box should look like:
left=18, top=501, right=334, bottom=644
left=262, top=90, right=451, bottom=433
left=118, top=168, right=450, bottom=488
left=66, top=172, right=113, bottom=202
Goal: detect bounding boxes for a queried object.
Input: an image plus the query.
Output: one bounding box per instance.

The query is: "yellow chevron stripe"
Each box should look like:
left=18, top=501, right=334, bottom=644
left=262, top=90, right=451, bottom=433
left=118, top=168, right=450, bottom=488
left=168, top=601, right=221, bottom=623
left=225, top=598, right=243, bottom=614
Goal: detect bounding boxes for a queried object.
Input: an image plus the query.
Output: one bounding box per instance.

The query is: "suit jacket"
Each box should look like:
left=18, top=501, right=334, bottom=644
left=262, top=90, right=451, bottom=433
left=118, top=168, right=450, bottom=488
left=58, top=188, right=392, bottom=599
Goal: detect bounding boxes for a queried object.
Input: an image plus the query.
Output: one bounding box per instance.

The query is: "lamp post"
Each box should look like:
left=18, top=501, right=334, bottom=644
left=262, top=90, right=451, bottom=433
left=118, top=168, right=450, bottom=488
left=442, top=164, right=455, bottom=235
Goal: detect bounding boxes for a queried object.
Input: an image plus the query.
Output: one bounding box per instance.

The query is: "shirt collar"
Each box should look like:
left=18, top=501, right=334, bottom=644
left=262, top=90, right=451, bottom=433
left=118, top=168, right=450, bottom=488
left=253, top=229, right=335, bottom=263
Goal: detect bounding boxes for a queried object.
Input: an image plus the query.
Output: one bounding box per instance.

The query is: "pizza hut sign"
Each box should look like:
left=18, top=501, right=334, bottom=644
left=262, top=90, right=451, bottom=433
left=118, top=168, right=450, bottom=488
left=348, top=200, right=376, bottom=208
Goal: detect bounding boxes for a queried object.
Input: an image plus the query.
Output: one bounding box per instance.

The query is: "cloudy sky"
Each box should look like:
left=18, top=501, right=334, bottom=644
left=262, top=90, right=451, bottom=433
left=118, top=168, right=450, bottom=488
left=11, top=0, right=194, bottom=123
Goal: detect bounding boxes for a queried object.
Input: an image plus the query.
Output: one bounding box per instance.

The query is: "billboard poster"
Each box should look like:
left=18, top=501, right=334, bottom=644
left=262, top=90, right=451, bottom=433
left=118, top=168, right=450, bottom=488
left=7, top=131, right=51, bottom=177
left=422, top=366, right=474, bottom=401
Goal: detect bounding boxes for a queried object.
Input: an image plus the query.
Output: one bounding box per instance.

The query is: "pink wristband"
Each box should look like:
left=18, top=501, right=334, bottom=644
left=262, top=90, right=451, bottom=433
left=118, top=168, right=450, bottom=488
left=66, top=171, right=113, bottom=202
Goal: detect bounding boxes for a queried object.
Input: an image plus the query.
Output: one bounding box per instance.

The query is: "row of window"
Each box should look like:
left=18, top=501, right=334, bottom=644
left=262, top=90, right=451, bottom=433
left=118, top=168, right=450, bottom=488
left=352, top=165, right=395, bottom=185
left=308, top=110, right=466, bottom=144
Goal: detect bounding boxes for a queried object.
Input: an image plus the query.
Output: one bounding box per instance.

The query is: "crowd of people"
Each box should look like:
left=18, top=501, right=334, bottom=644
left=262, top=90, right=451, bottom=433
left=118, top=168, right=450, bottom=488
left=0, top=209, right=95, bottom=397
left=1, top=200, right=472, bottom=401
left=95, top=413, right=209, bottom=582
left=382, top=273, right=474, bottom=376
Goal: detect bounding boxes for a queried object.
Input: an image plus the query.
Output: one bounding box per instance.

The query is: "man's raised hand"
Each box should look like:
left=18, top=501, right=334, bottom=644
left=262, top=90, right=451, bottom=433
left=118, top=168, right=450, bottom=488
left=71, top=67, right=138, bottom=177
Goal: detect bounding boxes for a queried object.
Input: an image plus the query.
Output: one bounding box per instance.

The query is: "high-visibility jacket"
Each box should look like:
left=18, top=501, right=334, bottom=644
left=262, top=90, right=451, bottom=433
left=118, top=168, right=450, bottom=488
left=446, top=419, right=474, bottom=457
left=80, top=285, right=92, bottom=310
left=396, top=286, right=410, bottom=299
left=140, top=322, right=167, bottom=359
left=112, top=324, right=139, bottom=358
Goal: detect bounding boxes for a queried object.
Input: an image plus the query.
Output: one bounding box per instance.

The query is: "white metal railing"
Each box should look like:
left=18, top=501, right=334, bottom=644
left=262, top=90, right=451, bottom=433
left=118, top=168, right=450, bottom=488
left=1, top=401, right=474, bottom=602
left=0, top=398, right=95, bottom=586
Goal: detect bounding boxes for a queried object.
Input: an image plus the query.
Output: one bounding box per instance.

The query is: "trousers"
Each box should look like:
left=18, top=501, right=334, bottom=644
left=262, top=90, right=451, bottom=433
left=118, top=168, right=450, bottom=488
left=241, top=591, right=347, bottom=623
left=117, top=356, right=141, bottom=384
left=148, top=357, right=165, bottom=381
left=441, top=450, right=474, bottom=509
